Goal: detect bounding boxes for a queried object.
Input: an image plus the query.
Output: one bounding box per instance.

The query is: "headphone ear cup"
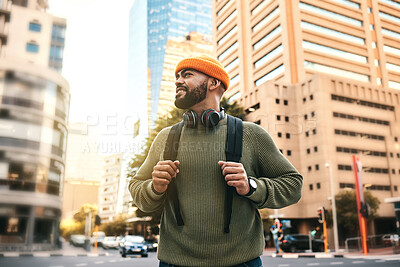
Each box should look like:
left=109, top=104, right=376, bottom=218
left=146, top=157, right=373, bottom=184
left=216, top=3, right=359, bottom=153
left=183, top=110, right=197, bottom=128
left=201, top=109, right=223, bottom=128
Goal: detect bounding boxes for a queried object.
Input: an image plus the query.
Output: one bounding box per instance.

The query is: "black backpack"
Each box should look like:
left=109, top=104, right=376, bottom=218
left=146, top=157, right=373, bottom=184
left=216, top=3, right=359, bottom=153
left=163, top=115, right=243, bottom=233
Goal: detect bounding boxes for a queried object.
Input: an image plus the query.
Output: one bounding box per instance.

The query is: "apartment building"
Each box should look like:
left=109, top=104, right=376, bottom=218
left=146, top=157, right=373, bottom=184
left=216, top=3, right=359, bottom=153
left=213, top=0, right=400, bottom=239
left=98, top=154, right=123, bottom=223
left=0, top=0, right=68, bottom=251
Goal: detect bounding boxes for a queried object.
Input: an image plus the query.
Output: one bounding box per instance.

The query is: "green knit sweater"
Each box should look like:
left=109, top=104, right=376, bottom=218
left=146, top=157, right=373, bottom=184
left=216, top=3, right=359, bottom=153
left=129, top=116, right=303, bottom=266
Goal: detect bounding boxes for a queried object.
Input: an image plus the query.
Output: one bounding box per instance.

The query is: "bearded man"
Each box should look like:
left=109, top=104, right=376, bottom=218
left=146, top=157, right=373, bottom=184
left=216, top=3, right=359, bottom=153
left=129, top=55, right=303, bottom=267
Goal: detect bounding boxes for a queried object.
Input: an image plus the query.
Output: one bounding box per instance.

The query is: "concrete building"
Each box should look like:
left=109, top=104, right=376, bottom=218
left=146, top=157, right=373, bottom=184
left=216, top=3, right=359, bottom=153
left=157, top=32, right=214, bottom=118
left=98, top=154, right=123, bottom=223
left=213, top=0, right=400, bottom=241
left=0, top=0, right=68, bottom=251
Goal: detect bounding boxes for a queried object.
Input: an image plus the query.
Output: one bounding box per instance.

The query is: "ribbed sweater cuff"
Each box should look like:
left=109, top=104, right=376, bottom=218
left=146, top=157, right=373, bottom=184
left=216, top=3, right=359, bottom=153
left=246, top=176, right=267, bottom=204
left=148, top=181, right=165, bottom=200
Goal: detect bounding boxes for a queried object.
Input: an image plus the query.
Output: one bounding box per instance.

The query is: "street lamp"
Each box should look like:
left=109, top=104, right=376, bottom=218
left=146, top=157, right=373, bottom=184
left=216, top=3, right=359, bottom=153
left=325, top=162, right=339, bottom=252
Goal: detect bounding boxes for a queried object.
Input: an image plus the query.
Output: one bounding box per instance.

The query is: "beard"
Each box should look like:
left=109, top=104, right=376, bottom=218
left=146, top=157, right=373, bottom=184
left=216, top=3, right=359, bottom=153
left=174, top=81, right=207, bottom=109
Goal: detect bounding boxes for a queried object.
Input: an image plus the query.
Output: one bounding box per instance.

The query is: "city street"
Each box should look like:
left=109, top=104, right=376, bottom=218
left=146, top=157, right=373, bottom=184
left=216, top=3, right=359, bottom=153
left=1, top=248, right=400, bottom=267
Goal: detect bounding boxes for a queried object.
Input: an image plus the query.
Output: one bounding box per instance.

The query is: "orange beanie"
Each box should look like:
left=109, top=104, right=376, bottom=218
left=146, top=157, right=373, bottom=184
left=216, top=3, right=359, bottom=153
left=175, top=55, right=230, bottom=90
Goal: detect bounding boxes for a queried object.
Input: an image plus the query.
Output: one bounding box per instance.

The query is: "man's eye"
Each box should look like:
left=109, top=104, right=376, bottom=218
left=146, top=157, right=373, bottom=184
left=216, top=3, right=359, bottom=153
left=184, top=73, right=191, bottom=77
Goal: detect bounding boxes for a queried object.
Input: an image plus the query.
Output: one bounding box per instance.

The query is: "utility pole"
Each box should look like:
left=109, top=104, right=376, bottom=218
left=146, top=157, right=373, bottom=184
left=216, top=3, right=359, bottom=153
left=326, top=162, right=339, bottom=252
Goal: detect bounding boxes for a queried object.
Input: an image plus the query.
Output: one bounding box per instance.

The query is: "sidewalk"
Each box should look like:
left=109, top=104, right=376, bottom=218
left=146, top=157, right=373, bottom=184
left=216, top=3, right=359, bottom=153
left=0, top=243, right=112, bottom=257
left=263, top=246, right=400, bottom=259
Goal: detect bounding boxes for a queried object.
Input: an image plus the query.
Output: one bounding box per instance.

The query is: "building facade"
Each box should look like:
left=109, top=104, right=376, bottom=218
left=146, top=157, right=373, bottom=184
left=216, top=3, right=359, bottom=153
left=213, top=0, right=400, bottom=242
left=0, top=0, right=68, bottom=251
left=157, top=32, right=214, bottom=117
left=128, top=0, right=212, bottom=136
left=98, top=154, right=123, bottom=224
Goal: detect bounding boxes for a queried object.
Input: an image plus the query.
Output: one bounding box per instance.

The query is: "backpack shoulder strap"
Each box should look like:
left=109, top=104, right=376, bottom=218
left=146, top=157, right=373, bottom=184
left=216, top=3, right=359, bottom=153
left=224, top=115, right=243, bottom=233
left=164, top=121, right=184, bottom=161
left=164, top=121, right=184, bottom=226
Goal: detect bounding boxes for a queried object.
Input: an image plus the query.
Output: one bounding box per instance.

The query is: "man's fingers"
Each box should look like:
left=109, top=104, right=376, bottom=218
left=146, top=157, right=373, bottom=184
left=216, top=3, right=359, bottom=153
left=152, top=170, right=173, bottom=180
left=222, top=166, right=245, bottom=176
left=154, top=164, right=178, bottom=178
left=224, top=174, right=244, bottom=181
left=158, top=160, right=180, bottom=173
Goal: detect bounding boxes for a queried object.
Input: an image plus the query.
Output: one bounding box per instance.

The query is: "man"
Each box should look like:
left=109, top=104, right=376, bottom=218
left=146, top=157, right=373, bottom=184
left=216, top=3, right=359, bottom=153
left=270, top=226, right=280, bottom=254
left=129, top=55, right=303, bottom=266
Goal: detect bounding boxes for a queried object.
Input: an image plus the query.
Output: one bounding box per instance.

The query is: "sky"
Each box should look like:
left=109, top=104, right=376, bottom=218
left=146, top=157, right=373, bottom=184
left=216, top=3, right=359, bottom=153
left=48, top=0, right=139, bottom=154
left=48, top=0, right=134, bottom=123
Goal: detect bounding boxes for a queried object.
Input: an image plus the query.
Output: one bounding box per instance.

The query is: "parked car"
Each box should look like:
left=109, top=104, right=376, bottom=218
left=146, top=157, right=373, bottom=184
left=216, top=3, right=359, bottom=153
left=70, top=234, right=86, bottom=247
left=280, top=234, right=325, bottom=252
left=382, top=234, right=399, bottom=247
left=91, top=231, right=105, bottom=247
left=102, top=236, right=119, bottom=249
left=119, top=235, right=148, bottom=257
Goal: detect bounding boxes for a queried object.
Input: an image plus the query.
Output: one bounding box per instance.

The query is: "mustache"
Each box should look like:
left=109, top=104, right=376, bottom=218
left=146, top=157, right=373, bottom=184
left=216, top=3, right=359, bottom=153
left=176, top=86, right=188, bottom=92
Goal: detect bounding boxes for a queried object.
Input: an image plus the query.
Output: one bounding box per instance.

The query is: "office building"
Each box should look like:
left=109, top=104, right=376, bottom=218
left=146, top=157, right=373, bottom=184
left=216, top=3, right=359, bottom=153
left=0, top=0, right=68, bottom=251
left=128, top=0, right=212, bottom=136
left=213, top=0, right=400, bottom=240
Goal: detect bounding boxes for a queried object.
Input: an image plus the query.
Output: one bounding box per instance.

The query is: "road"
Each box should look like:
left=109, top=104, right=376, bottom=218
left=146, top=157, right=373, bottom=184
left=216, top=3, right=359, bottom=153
left=1, top=248, right=400, bottom=267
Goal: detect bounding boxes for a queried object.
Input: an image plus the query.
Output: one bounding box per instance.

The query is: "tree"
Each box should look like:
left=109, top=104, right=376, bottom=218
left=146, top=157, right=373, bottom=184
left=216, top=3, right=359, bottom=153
left=326, top=190, right=380, bottom=241
left=60, top=203, right=98, bottom=240
left=126, top=98, right=246, bottom=224
left=99, top=215, right=128, bottom=236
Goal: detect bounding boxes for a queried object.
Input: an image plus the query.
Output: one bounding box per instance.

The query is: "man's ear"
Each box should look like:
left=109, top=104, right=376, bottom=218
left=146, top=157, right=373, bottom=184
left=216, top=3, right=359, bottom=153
left=209, top=78, right=222, bottom=91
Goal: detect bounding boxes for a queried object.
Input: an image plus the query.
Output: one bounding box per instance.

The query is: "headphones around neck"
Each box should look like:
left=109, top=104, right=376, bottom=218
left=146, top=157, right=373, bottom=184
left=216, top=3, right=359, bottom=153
left=183, top=108, right=225, bottom=128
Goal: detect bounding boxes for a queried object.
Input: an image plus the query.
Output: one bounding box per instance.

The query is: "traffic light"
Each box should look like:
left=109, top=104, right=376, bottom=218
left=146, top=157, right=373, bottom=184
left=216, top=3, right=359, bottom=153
left=317, top=207, right=326, bottom=223
left=95, top=215, right=102, bottom=226
left=360, top=202, right=369, bottom=218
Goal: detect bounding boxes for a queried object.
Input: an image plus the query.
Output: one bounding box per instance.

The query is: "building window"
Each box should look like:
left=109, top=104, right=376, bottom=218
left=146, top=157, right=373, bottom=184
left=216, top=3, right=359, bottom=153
left=307, top=148, right=311, bottom=154
left=254, top=120, right=261, bottom=125
left=395, top=137, right=398, bottom=142
left=287, top=150, right=292, bottom=156
left=390, top=152, right=393, bottom=157
left=286, top=133, right=291, bottom=139
left=317, top=183, right=321, bottom=189
left=26, top=43, right=39, bottom=53
left=284, top=100, right=288, bottom=105
left=309, top=184, right=313, bottom=190
left=392, top=169, right=396, bottom=174
left=315, top=164, right=319, bottom=171
left=310, top=94, right=314, bottom=100
left=304, top=114, right=308, bottom=120
left=279, top=149, right=283, bottom=153
left=397, top=153, right=400, bottom=158
left=395, top=185, right=398, bottom=191
left=313, top=129, right=317, bottom=135
left=303, top=97, right=306, bottom=103
left=308, top=166, right=312, bottom=172
left=276, top=115, right=281, bottom=121
left=306, top=131, right=309, bottom=137
left=314, top=146, right=318, bottom=152
left=278, top=132, right=282, bottom=138
left=311, top=111, right=315, bottom=117
left=285, top=116, right=289, bottom=122
left=29, top=22, right=41, bottom=32
left=276, top=99, right=280, bottom=104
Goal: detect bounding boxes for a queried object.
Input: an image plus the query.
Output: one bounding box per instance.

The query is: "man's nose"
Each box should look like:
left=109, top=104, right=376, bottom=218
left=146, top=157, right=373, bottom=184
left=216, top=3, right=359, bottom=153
left=175, top=77, right=183, bottom=87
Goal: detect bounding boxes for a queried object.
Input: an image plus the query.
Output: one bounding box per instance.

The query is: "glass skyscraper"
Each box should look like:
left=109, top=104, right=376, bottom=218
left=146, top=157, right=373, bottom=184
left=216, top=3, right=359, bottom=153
left=128, top=0, right=212, bottom=135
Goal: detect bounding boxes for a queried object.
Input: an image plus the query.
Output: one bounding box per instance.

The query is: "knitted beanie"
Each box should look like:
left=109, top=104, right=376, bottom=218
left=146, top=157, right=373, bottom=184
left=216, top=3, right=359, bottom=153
left=175, top=55, right=230, bottom=90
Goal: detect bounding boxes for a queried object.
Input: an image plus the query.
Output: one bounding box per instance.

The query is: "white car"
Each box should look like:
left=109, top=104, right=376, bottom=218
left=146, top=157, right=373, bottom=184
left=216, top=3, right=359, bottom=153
left=102, top=236, right=119, bottom=249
